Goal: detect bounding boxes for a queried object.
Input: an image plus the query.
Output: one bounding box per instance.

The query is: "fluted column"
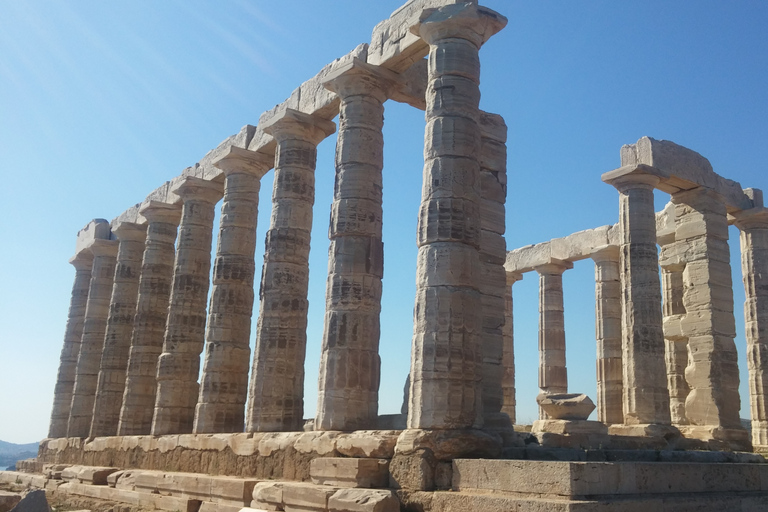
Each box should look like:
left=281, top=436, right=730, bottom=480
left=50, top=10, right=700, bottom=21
left=592, top=246, right=623, bottom=425
left=535, top=261, right=572, bottom=419
left=48, top=251, right=94, bottom=438
left=152, top=177, right=223, bottom=435
left=67, top=239, right=119, bottom=437
left=734, top=208, right=768, bottom=448
left=246, top=110, right=335, bottom=432
left=603, top=167, right=671, bottom=426
left=408, top=4, right=507, bottom=430
left=90, top=222, right=147, bottom=437
left=501, top=272, right=522, bottom=424
left=118, top=201, right=181, bottom=435
left=315, top=60, right=398, bottom=432
left=478, top=112, right=509, bottom=425
left=194, top=147, right=272, bottom=434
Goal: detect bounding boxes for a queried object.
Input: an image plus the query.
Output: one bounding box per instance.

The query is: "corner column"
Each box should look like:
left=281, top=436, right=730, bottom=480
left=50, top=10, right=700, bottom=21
left=247, top=110, right=335, bottom=432
left=315, top=59, right=397, bottom=431
left=152, top=177, right=223, bottom=435
left=734, top=208, right=768, bottom=448
left=591, top=246, right=623, bottom=425
left=48, top=251, right=94, bottom=438
left=501, top=272, right=522, bottom=424
left=67, top=239, right=119, bottom=437
left=408, top=4, right=507, bottom=430
left=194, top=147, right=272, bottom=434
left=90, top=222, right=147, bottom=437
left=535, top=261, right=572, bottom=418
left=118, top=202, right=181, bottom=435
left=603, top=167, right=672, bottom=428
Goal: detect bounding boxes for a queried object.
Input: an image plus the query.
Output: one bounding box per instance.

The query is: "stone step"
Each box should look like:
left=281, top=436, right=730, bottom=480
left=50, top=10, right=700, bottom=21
left=453, top=459, right=768, bottom=499
left=252, top=481, right=399, bottom=512
left=310, top=458, right=389, bottom=488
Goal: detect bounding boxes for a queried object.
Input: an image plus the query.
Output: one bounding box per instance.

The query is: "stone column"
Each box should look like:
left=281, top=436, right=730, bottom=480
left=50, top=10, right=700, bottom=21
left=592, top=246, right=623, bottom=425
left=671, top=188, right=745, bottom=445
left=658, top=226, right=690, bottom=426
left=501, top=272, right=522, bottom=424
left=603, top=167, right=672, bottom=428
left=48, top=251, right=94, bottom=438
left=408, top=4, right=506, bottom=430
left=246, top=110, right=335, bottom=432
left=478, top=112, right=509, bottom=427
left=67, top=239, right=119, bottom=438
left=90, top=222, right=147, bottom=437
left=194, top=147, right=272, bottom=434
left=734, top=208, right=768, bottom=448
left=152, top=177, right=223, bottom=436
left=118, top=201, right=181, bottom=435
left=315, top=60, right=398, bottom=432
left=535, top=261, right=572, bottom=419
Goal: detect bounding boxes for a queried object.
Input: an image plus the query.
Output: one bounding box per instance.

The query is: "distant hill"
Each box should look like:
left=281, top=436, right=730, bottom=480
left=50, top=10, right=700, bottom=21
left=0, top=440, right=39, bottom=471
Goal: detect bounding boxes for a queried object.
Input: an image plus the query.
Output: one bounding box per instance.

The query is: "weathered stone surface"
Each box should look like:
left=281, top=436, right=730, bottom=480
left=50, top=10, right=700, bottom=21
left=500, top=272, right=521, bottom=424
left=194, top=148, right=272, bottom=435
left=394, top=429, right=501, bottom=461
left=68, top=238, right=119, bottom=438
left=0, top=491, right=21, bottom=512
left=536, top=393, right=595, bottom=421
left=76, top=466, right=118, bottom=485
left=328, top=489, right=399, bottom=512
left=152, top=177, right=223, bottom=436
left=310, top=458, right=389, bottom=488
left=335, top=432, right=398, bottom=459
left=119, top=201, right=181, bottom=436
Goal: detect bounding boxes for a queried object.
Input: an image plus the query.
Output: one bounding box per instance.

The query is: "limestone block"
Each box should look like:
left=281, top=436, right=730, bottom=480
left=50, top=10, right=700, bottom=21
left=77, top=466, right=118, bottom=485
left=7, top=490, right=50, bottom=512
left=0, top=491, right=21, bottom=512
left=335, top=432, right=398, bottom=459
left=395, top=429, right=501, bottom=461
left=61, top=465, right=84, bottom=482
left=531, top=419, right=608, bottom=435
left=108, top=469, right=139, bottom=490
left=328, top=489, right=399, bottom=512
left=536, top=394, right=595, bottom=421
left=43, top=464, right=71, bottom=480
left=310, top=458, right=389, bottom=488
left=210, top=477, right=259, bottom=505
left=251, top=481, right=284, bottom=511
left=293, top=431, right=341, bottom=457
left=282, top=483, right=338, bottom=512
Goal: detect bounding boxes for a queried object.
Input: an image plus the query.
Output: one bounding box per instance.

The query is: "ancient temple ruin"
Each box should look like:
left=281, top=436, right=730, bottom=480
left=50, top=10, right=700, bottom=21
left=6, top=1, right=768, bottom=510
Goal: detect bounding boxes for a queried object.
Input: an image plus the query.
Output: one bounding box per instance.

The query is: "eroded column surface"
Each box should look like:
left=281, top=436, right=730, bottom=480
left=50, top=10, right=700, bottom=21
left=672, top=188, right=743, bottom=436
left=501, top=272, right=522, bottom=425
left=592, top=246, right=623, bottom=425
left=536, top=261, right=572, bottom=419
left=194, top=148, right=272, bottom=434
left=247, top=110, right=334, bottom=432
left=408, top=4, right=507, bottom=430
left=604, top=169, right=671, bottom=426
left=90, top=222, right=147, bottom=437
left=315, top=60, right=397, bottom=432
left=118, top=202, right=181, bottom=435
left=152, top=177, right=223, bottom=436
left=67, top=239, right=119, bottom=438
left=48, top=251, right=94, bottom=438
left=478, top=112, right=509, bottom=426
left=735, top=208, right=768, bottom=447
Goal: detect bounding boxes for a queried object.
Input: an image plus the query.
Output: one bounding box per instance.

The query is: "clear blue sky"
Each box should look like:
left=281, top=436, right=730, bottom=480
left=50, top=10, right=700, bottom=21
left=1, top=1, right=766, bottom=444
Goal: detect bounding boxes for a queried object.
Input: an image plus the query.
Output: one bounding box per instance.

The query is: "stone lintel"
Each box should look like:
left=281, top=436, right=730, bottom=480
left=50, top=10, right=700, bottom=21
left=321, top=57, right=404, bottom=101
left=213, top=146, right=273, bottom=179
left=261, top=108, right=336, bottom=145
left=138, top=200, right=182, bottom=225
left=411, top=3, right=508, bottom=49
left=111, top=221, right=147, bottom=242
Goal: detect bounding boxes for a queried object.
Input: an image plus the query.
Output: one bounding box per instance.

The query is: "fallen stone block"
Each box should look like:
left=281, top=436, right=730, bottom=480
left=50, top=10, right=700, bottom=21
left=76, top=466, right=118, bottom=485
left=310, top=459, right=389, bottom=489
left=328, top=489, right=399, bottom=512
left=250, top=481, right=284, bottom=511
left=0, top=491, right=21, bottom=512
left=282, top=482, right=338, bottom=512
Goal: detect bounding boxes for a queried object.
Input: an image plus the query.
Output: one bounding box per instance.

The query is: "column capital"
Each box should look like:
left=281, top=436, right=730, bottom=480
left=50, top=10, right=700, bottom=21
left=261, top=108, right=336, bottom=146
left=171, top=176, right=224, bottom=204
left=534, top=259, right=573, bottom=276
left=506, top=271, right=523, bottom=285
left=213, top=146, right=273, bottom=179
left=88, top=238, right=119, bottom=258
left=590, top=245, right=620, bottom=263
left=411, top=3, right=507, bottom=48
left=69, top=251, right=94, bottom=271
left=733, top=207, right=768, bottom=231
left=112, top=221, right=147, bottom=242
left=139, top=200, right=182, bottom=225
left=322, top=57, right=402, bottom=103
left=602, top=164, right=665, bottom=192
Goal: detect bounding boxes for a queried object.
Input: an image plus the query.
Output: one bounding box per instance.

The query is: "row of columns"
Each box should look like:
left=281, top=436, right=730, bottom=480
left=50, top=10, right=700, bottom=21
left=49, top=3, right=510, bottom=439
